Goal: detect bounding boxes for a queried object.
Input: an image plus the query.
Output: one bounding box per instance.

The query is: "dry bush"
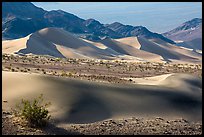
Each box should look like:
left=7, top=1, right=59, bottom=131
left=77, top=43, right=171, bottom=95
left=14, top=94, right=51, bottom=127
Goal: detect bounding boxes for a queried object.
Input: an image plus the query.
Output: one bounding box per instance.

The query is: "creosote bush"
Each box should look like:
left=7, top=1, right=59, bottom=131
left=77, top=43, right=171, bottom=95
left=61, top=71, right=67, bottom=76
left=15, top=94, right=51, bottom=127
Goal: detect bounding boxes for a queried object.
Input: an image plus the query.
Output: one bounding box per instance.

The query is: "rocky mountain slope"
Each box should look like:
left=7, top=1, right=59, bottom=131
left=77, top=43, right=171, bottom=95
left=163, top=18, right=202, bottom=50
left=2, top=2, right=174, bottom=44
left=163, top=18, right=202, bottom=42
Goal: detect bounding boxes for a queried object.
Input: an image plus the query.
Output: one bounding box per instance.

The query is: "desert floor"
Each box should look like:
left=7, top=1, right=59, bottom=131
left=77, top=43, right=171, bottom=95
left=2, top=54, right=202, bottom=135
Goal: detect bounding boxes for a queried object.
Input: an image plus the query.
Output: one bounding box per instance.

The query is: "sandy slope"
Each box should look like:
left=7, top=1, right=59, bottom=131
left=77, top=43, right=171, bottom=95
left=100, top=38, right=163, bottom=62
left=2, top=35, right=30, bottom=54
left=124, top=74, right=173, bottom=85
left=2, top=28, right=116, bottom=59
left=150, top=39, right=202, bottom=64
left=114, top=37, right=141, bottom=49
left=137, top=37, right=202, bottom=63
left=80, top=38, right=122, bottom=56
left=2, top=71, right=202, bottom=124
left=2, top=27, right=202, bottom=63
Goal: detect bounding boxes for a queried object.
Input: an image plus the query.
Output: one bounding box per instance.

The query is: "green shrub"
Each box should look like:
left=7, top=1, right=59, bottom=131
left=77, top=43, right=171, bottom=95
left=15, top=94, right=51, bottom=127
left=61, top=71, right=67, bottom=76
left=68, top=72, right=73, bottom=77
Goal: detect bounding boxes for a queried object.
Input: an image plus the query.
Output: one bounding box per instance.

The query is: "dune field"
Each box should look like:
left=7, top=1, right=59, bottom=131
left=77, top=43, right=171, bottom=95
left=2, top=1, right=203, bottom=135
left=2, top=27, right=202, bottom=64
left=2, top=27, right=202, bottom=135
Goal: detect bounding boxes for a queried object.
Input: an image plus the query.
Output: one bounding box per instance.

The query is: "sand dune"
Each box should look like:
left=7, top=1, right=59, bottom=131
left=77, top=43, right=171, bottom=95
left=124, top=74, right=173, bottom=85
left=80, top=38, right=122, bottom=56
left=3, top=71, right=202, bottom=124
left=151, top=39, right=202, bottom=64
left=137, top=37, right=202, bottom=63
left=100, top=38, right=163, bottom=62
left=114, top=37, right=141, bottom=49
left=2, top=28, right=117, bottom=59
left=2, top=27, right=202, bottom=64
left=2, top=35, right=30, bottom=54
left=124, top=73, right=202, bottom=91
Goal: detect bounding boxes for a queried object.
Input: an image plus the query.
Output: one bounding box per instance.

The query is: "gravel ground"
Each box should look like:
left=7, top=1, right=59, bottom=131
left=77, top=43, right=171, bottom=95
left=2, top=111, right=202, bottom=135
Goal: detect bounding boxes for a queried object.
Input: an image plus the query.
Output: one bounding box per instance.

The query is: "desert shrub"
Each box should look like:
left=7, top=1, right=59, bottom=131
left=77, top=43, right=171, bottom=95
left=106, top=65, right=110, bottom=69
left=55, top=58, right=61, bottom=62
left=129, top=79, right=133, bottom=82
left=6, top=66, right=11, bottom=70
left=68, top=72, right=73, bottom=77
left=15, top=94, right=51, bottom=127
left=61, top=71, right=67, bottom=76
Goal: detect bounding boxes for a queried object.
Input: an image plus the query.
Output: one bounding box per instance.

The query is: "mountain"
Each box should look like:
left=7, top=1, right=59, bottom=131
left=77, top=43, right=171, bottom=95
left=3, top=27, right=202, bottom=64
left=2, top=2, right=86, bottom=39
left=163, top=18, right=202, bottom=42
left=106, top=22, right=175, bottom=44
left=2, top=17, right=48, bottom=39
left=82, top=19, right=122, bottom=39
left=2, top=2, right=174, bottom=44
left=163, top=18, right=202, bottom=50
left=2, top=2, right=48, bottom=39
left=2, top=2, right=45, bottom=20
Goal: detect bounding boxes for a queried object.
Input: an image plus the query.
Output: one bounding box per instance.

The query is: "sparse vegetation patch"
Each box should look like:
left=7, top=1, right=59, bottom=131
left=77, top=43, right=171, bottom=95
left=14, top=94, right=51, bottom=127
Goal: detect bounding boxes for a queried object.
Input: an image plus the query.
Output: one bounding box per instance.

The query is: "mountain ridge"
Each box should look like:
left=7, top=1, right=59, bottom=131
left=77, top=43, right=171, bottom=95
left=2, top=2, right=174, bottom=44
left=163, top=18, right=202, bottom=41
left=163, top=18, right=202, bottom=50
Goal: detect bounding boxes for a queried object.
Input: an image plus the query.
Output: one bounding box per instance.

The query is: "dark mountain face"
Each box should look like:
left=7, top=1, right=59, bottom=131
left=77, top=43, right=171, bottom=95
left=43, top=10, right=86, bottom=33
left=83, top=19, right=122, bottom=39
left=163, top=18, right=202, bottom=42
left=2, top=2, right=47, bottom=39
left=2, top=2, right=45, bottom=19
left=106, top=22, right=136, bottom=36
left=106, top=22, right=175, bottom=44
left=2, top=17, right=48, bottom=39
left=83, top=19, right=103, bottom=30
left=2, top=2, right=174, bottom=44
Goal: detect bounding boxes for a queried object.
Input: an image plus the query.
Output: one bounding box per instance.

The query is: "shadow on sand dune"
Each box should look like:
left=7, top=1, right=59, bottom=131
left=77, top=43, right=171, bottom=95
left=43, top=74, right=202, bottom=124
left=2, top=72, right=202, bottom=124
left=62, top=89, right=112, bottom=124
left=17, top=33, right=65, bottom=58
